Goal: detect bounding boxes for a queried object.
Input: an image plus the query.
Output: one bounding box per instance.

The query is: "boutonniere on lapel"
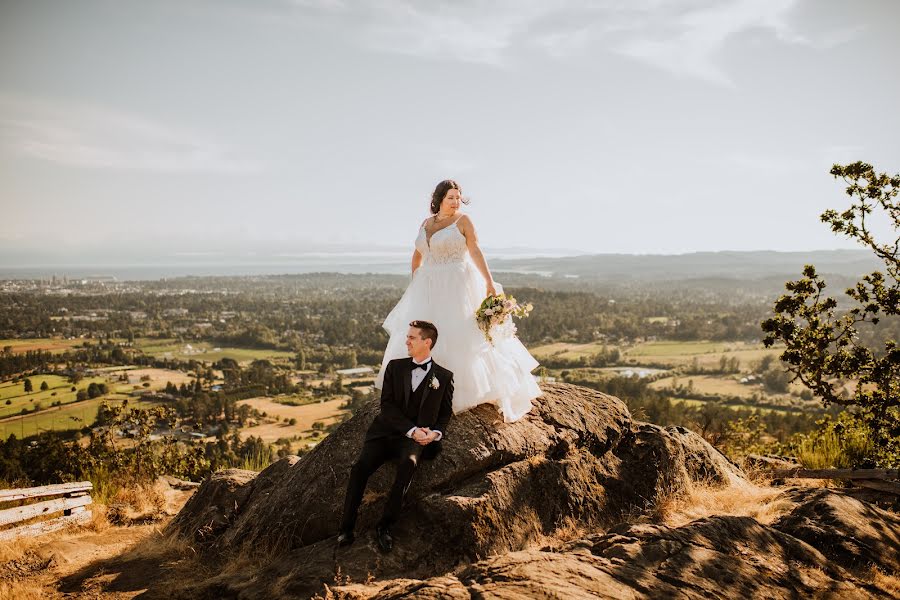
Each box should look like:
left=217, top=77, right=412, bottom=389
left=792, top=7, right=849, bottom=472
left=429, top=375, right=440, bottom=390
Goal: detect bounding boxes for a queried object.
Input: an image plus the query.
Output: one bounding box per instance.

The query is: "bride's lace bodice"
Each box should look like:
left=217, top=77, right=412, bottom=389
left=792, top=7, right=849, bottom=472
left=416, top=222, right=468, bottom=265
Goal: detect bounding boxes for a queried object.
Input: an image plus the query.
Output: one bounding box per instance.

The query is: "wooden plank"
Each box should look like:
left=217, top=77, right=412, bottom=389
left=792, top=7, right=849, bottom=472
left=0, top=511, right=91, bottom=541
left=771, top=468, right=900, bottom=480
left=0, top=481, right=93, bottom=503
left=854, top=479, right=900, bottom=495
left=0, top=494, right=92, bottom=527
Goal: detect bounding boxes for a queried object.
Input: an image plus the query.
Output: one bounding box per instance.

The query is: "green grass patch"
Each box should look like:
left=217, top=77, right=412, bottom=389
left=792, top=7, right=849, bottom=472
left=0, top=396, right=160, bottom=439
left=662, top=395, right=800, bottom=415
left=622, top=340, right=781, bottom=369
left=529, top=341, right=619, bottom=360
left=628, top=340, right=735, bottom=356
left=0, top=337, right=86, bottom=354
left=134, top=338, right=294, bottom=364
left=0, top=375, right=110, bottom=419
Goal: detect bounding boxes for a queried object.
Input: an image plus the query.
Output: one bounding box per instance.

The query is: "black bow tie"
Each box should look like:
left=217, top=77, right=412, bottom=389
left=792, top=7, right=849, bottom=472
left=412, top=360, right=432, bottom=371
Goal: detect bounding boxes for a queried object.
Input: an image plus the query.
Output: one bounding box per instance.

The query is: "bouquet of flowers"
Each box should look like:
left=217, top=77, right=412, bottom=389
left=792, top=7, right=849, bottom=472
left=475, top=293, right=533, bottom=344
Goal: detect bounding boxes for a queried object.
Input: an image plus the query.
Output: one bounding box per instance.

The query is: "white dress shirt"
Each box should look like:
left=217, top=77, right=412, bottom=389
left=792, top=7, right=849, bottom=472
left=405, top=356, right=443, bottom=441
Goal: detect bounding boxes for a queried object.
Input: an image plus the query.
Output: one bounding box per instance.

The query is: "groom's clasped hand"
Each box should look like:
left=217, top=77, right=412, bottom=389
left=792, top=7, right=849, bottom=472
left=411, top=426, right=438, bottom=445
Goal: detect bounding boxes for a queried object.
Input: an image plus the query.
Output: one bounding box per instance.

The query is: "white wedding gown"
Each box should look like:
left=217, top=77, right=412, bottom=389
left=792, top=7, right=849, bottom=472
left=374, top=217, right=542, bottom=422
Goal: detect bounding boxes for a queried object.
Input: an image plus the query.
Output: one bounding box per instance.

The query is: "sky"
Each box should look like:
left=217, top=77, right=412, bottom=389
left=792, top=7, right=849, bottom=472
left=1, top=0, right=898, bottom=265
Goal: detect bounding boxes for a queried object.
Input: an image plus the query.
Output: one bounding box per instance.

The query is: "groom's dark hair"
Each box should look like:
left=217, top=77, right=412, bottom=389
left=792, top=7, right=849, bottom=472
left=409, top=320, right=438, bottom=349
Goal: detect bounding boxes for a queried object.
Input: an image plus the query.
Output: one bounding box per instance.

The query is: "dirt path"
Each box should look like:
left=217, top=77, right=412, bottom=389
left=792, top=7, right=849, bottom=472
left=0, top=488, right=195, bottom=600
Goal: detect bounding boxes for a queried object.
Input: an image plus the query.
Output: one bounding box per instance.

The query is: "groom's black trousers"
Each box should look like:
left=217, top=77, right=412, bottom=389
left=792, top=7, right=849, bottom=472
left=340, top=434, right=426, bottom=532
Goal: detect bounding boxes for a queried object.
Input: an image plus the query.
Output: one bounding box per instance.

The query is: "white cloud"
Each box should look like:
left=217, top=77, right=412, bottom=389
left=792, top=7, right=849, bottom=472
left=256, top=0, right=847, bottom=85
left=352, top=1, right=562, bottom=67
left=0, top=95, right=261, bottom=173
left=614, top=0, right=806, bottom=86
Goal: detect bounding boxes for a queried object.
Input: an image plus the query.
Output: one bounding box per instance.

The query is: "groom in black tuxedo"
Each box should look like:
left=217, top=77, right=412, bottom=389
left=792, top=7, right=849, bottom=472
left=337, top=320, right=454, bottom=552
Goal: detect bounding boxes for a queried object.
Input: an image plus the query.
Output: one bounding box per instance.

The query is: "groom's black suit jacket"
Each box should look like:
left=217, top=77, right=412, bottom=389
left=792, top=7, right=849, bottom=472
left=366, top=357, right=454, bottom=458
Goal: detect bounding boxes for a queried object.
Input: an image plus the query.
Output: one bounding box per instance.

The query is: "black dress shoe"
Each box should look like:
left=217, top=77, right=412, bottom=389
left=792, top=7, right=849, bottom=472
left=375, top=524, right=393, bottom=553
left=337, top=531, right=355, bottom=546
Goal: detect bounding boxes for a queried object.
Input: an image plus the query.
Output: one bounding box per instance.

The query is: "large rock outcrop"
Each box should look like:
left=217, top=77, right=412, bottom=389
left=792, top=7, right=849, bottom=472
left=326, top=513, right=893, bottom=599
left=773, top=487, right=900, bottom=574
left=168, top=384, right=749, bottom=597
left=168, top=383, right=898, bottom=599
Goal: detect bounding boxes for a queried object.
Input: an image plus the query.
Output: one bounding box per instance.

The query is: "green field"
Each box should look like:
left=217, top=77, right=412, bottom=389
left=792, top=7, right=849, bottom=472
left=650, top=374, right=763, bottom=398
left=0, top=395, right=159, bottom=439
left=663, top=396, right=802, bottom=415
left=0, top=375, right=111, bottom=419
left=530, top=339, right=781, bottom=370
left=622, top=340, right=781, bottom=369
left=530, top=341, right=619, bottom=360
left=0, top=337, right=86, bottom=354
left=649, top=374, right=809, bottom=403
left=134, top=339, right=295, bottom=364
left=90, top=365, right=139, bottom=373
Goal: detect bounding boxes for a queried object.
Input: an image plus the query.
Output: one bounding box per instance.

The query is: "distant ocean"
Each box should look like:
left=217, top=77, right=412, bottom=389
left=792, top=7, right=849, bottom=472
left=0, top=258, right=410, bottom=281
left=0, top=249, right=875, bottom=282
left=0, top=250, right=565, bottom=281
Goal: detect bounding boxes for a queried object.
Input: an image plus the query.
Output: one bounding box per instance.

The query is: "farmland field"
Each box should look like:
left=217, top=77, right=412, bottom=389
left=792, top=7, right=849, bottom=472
left=661, top=395, right=803, bottom=415
left=0, top=375, right=110, bottom=419
left=624, top=340, right=778, bottom=366
left=236, top=396, right=349, bottom=443
left=649, top=373, right=810, bottom=403
left=105, top=367, right=197, bottom=393
left=0, top=396, right=159, bottom=439
left=530, top=339, right=781, bottom=370
left=529, top=341, right=619, bottom=360
left=623, top=340, right=781, bottom=369
left=134, top=338, right=295, bottom=364
left=650, top=374, right=767, bottom=398
left=0, top=337, right=86, bottom=354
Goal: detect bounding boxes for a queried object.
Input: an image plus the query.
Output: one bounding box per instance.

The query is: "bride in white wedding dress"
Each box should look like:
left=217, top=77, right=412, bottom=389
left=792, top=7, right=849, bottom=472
left=375, top=179, right=542, bottom=422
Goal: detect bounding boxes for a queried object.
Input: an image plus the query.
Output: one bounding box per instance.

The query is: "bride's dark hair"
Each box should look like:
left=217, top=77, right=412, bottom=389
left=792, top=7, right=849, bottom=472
left=430, top=179, right=470, bottom=215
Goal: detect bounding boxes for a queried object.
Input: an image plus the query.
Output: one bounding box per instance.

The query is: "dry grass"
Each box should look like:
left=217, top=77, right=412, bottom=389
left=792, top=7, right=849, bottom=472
left=869, top=567, right=900, bottom=596
left=0, top=534, right=41, bottom=567
left=535, top=515, right=591, bottom=552
left=0, top=479, right=202, bottom=600
left=657, top=479, right=795, bottom=528
left=236, top=396, right=349, bottom=442
left=121, top=527, right=198, bottom=562
left=0, top=579, right=48, bottom=600
left=97, top=480, right=169, bottom=526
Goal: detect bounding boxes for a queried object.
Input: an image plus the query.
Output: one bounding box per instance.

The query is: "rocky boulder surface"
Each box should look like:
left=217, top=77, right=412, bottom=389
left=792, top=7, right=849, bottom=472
left=168, top=383, right=899, bottom=599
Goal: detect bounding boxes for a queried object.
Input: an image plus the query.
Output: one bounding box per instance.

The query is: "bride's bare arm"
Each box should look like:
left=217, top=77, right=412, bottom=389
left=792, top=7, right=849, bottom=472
left=458, top=215, right=497, bottom=295
left=411, top=248, right=423, bottom=277
left=411, top=217, right=430, bottom=276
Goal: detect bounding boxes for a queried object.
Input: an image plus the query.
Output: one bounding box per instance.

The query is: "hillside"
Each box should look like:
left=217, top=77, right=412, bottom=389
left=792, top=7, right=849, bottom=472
left=163, top=383, right=898, bottom=599
left=3, top=383, right=897, bottom=599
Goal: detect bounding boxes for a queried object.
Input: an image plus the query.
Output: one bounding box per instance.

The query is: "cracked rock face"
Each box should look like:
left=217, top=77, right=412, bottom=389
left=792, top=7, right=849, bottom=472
left=330, top=514, right=893, bottom=600
left=169, top=384, right=753, bottom=598
left=773, top=487, right=900, bottom=574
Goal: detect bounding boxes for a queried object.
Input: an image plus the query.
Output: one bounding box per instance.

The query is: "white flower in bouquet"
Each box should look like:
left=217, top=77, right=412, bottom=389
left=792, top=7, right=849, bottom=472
left=475, top=293, right=534, bottom=344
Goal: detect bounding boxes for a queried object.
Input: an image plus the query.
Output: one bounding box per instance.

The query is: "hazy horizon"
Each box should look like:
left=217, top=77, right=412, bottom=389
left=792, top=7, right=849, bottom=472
left=0, top=247, right=878, bottom=282
left=2, top=0, right=899, bottom=258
